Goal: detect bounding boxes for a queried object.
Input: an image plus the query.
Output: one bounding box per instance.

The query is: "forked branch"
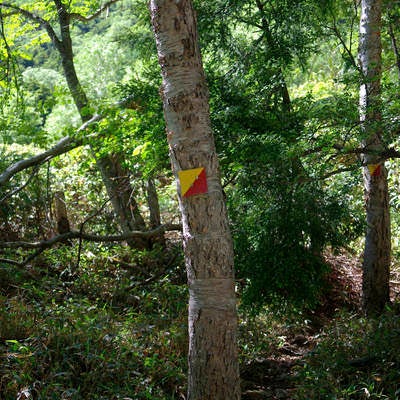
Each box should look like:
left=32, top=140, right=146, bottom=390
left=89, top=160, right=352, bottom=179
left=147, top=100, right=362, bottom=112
left=0, top=2, right=61, bottom=46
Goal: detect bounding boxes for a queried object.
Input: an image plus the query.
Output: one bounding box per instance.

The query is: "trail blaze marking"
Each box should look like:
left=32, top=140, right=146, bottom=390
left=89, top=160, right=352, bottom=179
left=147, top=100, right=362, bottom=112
left=178, top=167, right=208, bottom=197
left=367, top=164, right=381, bottom=177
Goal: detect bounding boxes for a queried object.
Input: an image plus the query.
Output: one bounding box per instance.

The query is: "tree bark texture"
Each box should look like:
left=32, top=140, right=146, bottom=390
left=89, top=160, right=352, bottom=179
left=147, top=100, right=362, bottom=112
left=54, top=0, right=90, bottom=121
left=146, top=178, right=162, bottom=229
left=359, top=0, right=391, bottom=315
left=149, top=1, right=241, bottom=398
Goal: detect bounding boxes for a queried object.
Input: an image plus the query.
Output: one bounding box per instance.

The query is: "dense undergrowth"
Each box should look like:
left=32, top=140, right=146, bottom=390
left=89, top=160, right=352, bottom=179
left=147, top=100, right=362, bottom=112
left=1, top=243, right=400, bottom=399
left=0, top=244, right=188, bottom=400
left=295, top=309, right=400, bottom=399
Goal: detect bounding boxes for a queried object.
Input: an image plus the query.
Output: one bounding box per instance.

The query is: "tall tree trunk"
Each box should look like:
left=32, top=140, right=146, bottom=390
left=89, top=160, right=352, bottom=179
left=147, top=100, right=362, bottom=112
left=149, top=1, right=241, bottom=399
left=359, top=0, right=391, bottom=315
left=52, top=0, right=148, bottom=248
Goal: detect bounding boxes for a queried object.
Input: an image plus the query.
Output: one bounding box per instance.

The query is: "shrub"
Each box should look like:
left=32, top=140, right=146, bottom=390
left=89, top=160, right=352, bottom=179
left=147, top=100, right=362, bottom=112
left=228, top=136, right=363, bottom=312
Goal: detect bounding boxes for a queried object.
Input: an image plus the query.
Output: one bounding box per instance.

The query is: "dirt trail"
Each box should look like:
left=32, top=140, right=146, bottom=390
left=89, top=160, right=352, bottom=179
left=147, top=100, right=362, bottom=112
left=241, top=339, right=312, bottom=399
left=241, top=251, right=396, bottom=400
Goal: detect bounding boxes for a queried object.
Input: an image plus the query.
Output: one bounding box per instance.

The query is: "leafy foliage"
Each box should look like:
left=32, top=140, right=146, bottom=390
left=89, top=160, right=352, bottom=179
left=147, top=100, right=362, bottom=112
left=206, top=50, right=363, bottom=311
left=229, top=134, right=363, bottom=311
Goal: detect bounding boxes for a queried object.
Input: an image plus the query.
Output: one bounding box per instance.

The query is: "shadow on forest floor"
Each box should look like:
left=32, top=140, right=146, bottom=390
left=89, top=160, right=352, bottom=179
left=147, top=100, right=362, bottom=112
left=241, top=342, right=310, bottom=399
left=241, top=251, right=400, bottom=400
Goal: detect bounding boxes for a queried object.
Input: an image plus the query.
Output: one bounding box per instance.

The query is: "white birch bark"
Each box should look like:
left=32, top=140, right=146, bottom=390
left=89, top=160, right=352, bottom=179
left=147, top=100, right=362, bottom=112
left=149, top=0, right=241, bottom=398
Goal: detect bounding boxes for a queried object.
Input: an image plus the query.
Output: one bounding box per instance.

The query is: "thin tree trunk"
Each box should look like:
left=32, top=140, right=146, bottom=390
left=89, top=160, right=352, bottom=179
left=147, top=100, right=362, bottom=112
left=388, top=21, right=400, bottom=81
left=386, top=2, right=400, bottom=81
left=149, top=0, right=241, bottom=398
left=96, top=155, right=148, bottom=248
left=359, top=0, right=390, bottom=315
left=146, top=178, right=161, bottom=229
left=146, top=178, right=165, bottom=247
left=52, top=0, right=148, bottom=248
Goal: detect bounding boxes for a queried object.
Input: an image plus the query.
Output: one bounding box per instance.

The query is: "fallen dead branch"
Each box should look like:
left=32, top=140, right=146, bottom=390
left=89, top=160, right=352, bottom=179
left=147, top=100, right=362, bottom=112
left=0, top=224, right=182, bottom=268
left=0, top=224, right=182, bottom=250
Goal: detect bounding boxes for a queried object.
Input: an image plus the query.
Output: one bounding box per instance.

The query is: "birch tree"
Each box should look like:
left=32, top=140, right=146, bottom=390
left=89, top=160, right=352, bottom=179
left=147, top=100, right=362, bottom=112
left=149, top=0, right=241, bottom=398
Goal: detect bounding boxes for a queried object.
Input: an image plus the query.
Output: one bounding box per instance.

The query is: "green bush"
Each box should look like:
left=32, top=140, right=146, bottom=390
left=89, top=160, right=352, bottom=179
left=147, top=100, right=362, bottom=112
left=228, top=136, right=363, bottom=312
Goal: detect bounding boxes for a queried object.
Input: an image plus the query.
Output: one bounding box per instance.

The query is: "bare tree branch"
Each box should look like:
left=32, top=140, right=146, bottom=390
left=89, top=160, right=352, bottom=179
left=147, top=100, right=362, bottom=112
left=327, top=23, right=359, bottom=70
left=302, top=142, right=400, bottom=161
left=75, top=195, right=115, bottom=269
left=0, top=1, right=122, bottom=53
left=0, top=257, right=21, bottom=266
left=0, top=7, right=22, bottom=97
left=0, top=2, right=62, bottom=47
left=0, top=224, right=182, bottom=250
left=0, top=114, right=102, bottom=188
left=0, top=247, right=45, bottom=268
left=0, top=136, right=77, bottom=187
left=0, top=166, right=40, bottom=204
left=325, top=3, right=359, bottom=71
left=69, top=0, right=121, bottom=22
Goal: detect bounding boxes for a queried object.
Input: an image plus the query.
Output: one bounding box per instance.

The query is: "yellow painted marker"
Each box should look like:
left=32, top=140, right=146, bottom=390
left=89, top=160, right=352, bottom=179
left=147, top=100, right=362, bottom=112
left=178, top=167, right=208, bottom=197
